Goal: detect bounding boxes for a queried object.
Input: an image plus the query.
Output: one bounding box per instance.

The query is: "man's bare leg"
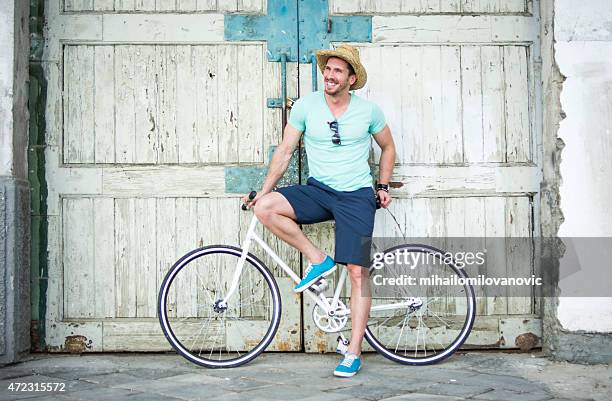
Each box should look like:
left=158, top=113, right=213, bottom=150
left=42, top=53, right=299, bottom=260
left=254, top=192, right=326, bottom=264
left=346, top=264, right=372, bottom=356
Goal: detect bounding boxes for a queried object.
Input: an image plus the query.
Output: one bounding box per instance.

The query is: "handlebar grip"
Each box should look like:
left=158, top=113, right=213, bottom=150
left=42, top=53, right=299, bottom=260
left=241, top=191, right=258, bottom=211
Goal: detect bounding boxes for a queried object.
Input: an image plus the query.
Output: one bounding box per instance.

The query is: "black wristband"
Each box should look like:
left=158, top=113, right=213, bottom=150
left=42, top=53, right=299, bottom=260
left=376, top=183, right=389, bottom=192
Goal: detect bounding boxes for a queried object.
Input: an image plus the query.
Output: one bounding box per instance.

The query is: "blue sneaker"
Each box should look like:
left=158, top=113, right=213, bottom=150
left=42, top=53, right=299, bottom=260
left=334, top=353, right=361, bottom=377
left=293, top=256, right=336, bottom=293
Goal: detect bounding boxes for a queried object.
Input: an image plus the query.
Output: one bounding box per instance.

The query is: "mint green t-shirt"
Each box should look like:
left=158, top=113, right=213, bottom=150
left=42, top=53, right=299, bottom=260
left=288, top=91, right=386, bottom=192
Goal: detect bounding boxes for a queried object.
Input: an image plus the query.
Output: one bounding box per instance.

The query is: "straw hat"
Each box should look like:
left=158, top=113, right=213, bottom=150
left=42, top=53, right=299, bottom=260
left=315, top=44, right=367, bottom=91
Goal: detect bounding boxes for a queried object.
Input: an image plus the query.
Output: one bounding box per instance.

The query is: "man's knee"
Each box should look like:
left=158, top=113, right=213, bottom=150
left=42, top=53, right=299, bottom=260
left=254, top=193, right=276, bottom=224
left=347, top=264, right=369, bottom=284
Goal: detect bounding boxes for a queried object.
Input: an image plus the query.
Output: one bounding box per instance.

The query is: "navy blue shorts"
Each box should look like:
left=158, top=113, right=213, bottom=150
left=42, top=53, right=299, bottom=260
left=274, top=177, right=376, bottom=267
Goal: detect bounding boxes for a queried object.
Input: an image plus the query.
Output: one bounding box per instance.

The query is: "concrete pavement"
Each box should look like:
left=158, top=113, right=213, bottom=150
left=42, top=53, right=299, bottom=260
left=0, top=352, right=610, bottom=401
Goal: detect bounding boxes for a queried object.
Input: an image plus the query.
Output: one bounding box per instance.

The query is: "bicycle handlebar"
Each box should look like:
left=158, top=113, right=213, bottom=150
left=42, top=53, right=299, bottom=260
left=241, top=191, right=257, bottom=211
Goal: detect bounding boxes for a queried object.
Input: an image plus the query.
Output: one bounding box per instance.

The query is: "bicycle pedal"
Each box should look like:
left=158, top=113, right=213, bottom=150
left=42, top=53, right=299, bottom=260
left=336, top=335, right=349, bottom=355
left=309, top=279, right=329, bottom=293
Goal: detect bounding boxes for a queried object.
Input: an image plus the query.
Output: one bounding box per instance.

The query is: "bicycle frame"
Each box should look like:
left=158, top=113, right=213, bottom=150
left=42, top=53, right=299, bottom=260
left=221, top=214, right=418, bottom=317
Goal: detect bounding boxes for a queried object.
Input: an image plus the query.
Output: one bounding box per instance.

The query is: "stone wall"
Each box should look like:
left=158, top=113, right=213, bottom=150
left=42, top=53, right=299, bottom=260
left=0, top=0, right=31, bottom=365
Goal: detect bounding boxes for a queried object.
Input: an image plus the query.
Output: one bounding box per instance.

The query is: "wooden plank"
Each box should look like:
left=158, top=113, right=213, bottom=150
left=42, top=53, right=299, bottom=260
left=400, top=46, right=422, bottom=164
left=103, top=320, right=180, bottom=351
left=372, top=0, right=401, bottom=13
left=134, top=0, right=156, bottom=10
left=175, top=198, right=198, bottom=317
left=506, top=197, right=532, bottom=315
left=499, top=0, right=526, bottom=13
left=114, top=0, right=135, bottom=11
left=64, top=46, right=95, bottom=164
left=94, top=46, right=115, bottom=163
left=263, top=57, right=281, bottom=164
left=93, top=198, right=116, bottom=318
left=331, top=0, right=360, bottom=14
left=66, top=0, right=94, bottom=11
left=504, top=46, right=530, bottom=163
left=63, top=46, right=79, bottom=163
left=194, top=45, right=219, bottom=163
left=157, top=45, right=179, bottom=163
left=461, top=46, right=484, bottom=163
left=463, top=197, right=487, bottom=316
left=177, top=0, right=197, bottom=11
left=135, top=198, right=158, bottom=317
left=176, top=45, right=198, bottom=163
left=440, top=0, right=460, bottom=12
left=485, top=196, right=508, bottom=315
left=357, top=46, right=380, bottom=160
left=440, top=46, right=463, bottom=163
left=422, top=0, right=440, bottom=12
left=115, top=198, right=137, bottom=317
left=373, top=16, right=538, bottom=43
left=94, top=0, right=115, bottom=11
left=353, top=165, right=540, bottom=195
left=217, top=0, right=238, bottom=12
left=102, top=166, right=226, bottom=196
left=238, top=0, right=262, bottom=13
left=115, top=45, right=136, bottom=163
left=237, top=45, right=264, bottom=163
left=400, top=0, right=424, bottom=13
left=375, top=46, right=402, bottom=162
left=196, top=0, right=217, bottom=11
left=134, top=46, right=158, bottom=164
left=217, top=45, right=239, bottom=163
left=156, top=0, right=176, bottom=11
left=157, top=198, right=177, bottom=318
left=63, top=198, right=95, bottom=318
left=421, top=47, right=442, bottom=164
left=102, top=14, right=225, bottom=42
left=481, top=46, right=505, bottom=162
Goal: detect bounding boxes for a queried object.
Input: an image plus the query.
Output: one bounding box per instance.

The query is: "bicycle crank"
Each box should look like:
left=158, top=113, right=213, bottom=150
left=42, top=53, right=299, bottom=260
left=312, top=298, right=349, bottom=333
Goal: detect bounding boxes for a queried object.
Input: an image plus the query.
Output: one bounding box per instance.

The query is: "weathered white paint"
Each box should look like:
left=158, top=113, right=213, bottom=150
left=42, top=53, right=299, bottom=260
left=330, top=0, right=527, bottom=14
left=62, top=44, right=265, bottom=164
left=555, top=37, right=612, bottom=332
left=64, top=0, right=265, bottom=13
left=373, top=16, right=538, bottom=43
left=358, top=44, right=532, bottom=165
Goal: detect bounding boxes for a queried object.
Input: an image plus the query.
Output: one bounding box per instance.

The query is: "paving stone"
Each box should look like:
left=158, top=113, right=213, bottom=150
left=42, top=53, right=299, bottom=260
left=327, top=384, right=411, bottom=401
left=111, top=392, right=185, bottom=401
left=59, top=386, right=142, bottom=401
left=80, top=372, right=144, bottom=385
left=147, top=382, right=237, bottom=401
left=383, top=394, right=462, bottom=401
left=473, top=388, right=553, bottom=401
left=232, top=384, right=317, bottom=401
left=411, top=383, right=493, bottom=398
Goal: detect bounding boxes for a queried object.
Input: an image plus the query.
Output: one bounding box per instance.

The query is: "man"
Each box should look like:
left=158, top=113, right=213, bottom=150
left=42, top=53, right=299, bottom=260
left=242, top=44, right=396, bottom=377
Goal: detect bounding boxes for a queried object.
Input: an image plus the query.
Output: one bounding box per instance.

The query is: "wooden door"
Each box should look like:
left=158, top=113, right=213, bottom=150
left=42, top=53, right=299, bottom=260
left=42, top=1, right=302, bottom=352
left=302, top=0, right=543, bottom=351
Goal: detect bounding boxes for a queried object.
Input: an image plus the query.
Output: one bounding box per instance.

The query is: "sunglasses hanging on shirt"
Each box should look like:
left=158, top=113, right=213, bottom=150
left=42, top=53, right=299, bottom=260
left=327, top=120, right=341, bottom=145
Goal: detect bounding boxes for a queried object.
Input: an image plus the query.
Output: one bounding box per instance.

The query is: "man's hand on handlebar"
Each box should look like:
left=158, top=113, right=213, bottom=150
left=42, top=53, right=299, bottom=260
left=241, top=190, right=266, bottom=210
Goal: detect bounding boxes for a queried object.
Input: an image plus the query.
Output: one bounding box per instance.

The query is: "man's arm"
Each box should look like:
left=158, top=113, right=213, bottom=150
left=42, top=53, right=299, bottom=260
left=372, top=125, right=396, bottom=208
left=243, top=124, right=302, bottom=207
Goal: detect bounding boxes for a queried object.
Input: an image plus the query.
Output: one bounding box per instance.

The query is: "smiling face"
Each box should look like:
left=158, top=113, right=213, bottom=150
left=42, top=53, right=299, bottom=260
left=323, top=56, right=357, bottom=96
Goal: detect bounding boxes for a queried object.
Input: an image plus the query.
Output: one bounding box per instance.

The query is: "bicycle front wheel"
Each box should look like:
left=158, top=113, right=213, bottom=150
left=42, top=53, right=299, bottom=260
left=158, top=245, right=281, bottom=368
left=365, top=244, right=476, bottom=365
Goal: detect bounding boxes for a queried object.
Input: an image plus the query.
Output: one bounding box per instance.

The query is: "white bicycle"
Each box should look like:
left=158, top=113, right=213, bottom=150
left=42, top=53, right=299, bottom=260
left=158, top=192, right=476, bottom=368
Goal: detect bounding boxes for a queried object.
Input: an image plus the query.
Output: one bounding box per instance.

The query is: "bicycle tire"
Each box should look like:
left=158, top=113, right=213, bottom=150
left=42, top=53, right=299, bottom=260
left=158, top=245, right=281, bottom=368
left=365, top=244, right=476, bottom=365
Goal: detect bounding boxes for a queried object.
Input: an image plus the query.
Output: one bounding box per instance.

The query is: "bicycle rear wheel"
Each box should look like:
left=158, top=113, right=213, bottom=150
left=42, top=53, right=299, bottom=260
left=158, top=245, right=281, bottom=368
left=365, top=244, right=476, bottom=365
